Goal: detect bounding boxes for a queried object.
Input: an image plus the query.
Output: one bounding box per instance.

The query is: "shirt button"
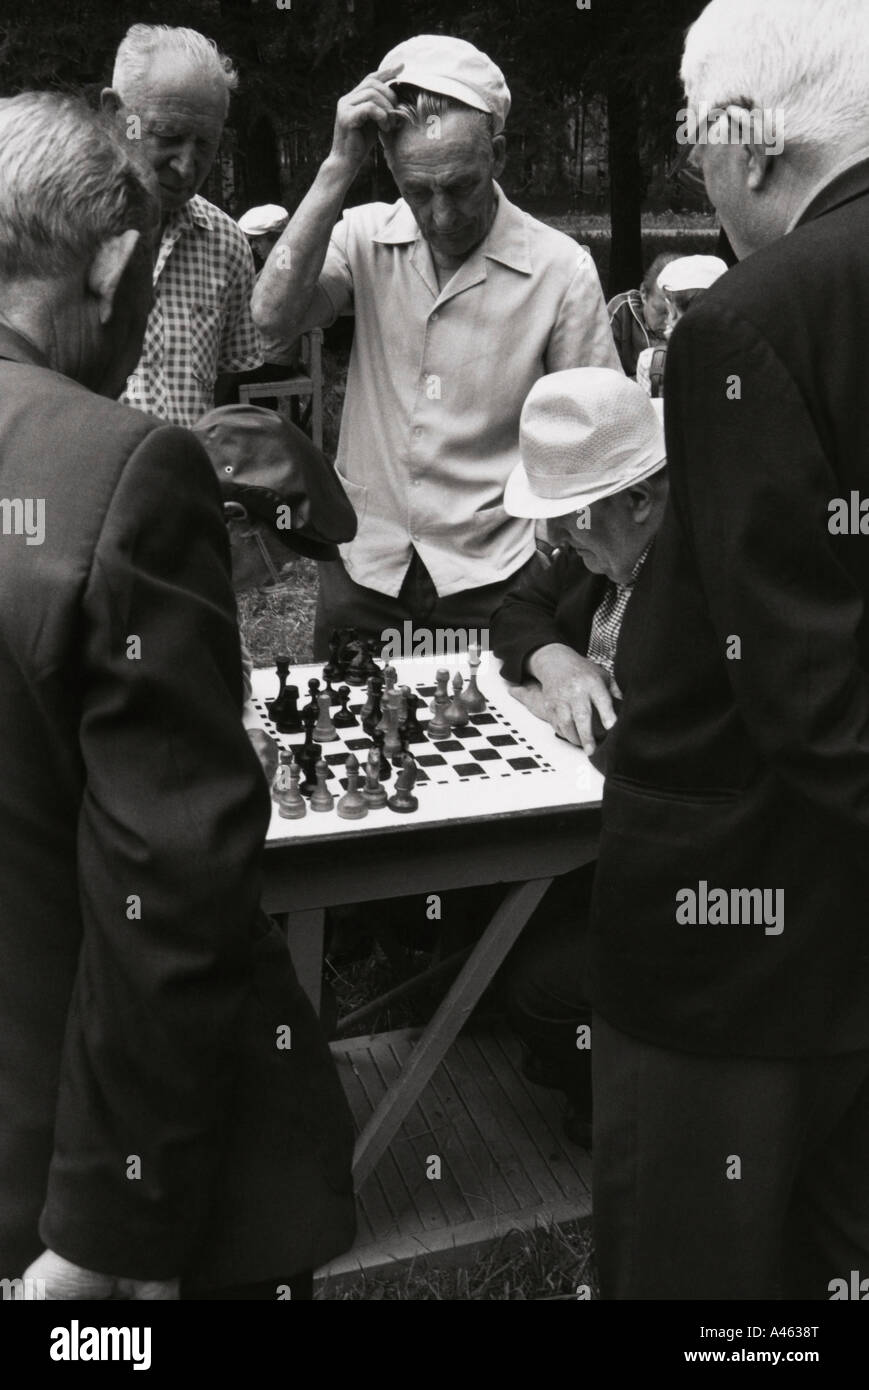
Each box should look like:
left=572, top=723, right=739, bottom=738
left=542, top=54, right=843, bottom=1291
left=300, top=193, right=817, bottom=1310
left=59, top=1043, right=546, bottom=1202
left=413, top=426, right=423, bottom=437
left=412, top=480, right=421, bottom=487
left=431, top=312, right=439, bottom=321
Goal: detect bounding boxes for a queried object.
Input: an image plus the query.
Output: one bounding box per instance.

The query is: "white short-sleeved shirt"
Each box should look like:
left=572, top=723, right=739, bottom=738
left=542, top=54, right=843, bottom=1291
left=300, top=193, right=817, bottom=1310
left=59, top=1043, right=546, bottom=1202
left=313, top=186, right=621, bottom=597
left=122, top=195, right=263, bottom=428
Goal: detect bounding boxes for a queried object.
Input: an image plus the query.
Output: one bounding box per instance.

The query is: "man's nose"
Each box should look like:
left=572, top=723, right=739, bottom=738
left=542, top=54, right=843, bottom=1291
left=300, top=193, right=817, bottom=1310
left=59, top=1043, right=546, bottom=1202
left=169, top=143, right=197, bottom=183
left=431, top=192, right=457, bottom=230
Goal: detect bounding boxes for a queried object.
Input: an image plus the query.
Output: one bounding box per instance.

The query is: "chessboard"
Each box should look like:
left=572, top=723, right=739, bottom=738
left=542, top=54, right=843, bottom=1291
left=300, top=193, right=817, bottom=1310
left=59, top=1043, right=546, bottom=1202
left=254, top=651, right=603, bottom=842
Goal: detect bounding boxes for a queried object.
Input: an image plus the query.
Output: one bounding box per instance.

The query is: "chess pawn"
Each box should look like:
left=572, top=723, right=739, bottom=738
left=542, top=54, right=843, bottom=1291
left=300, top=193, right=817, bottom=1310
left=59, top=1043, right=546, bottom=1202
left=387, top=754, right=419, bottom=814
left=445, top=672, right=470, bottom=730
left=336, top=753, right=368, bottom=820
left=310, top=759, right=335, bottom=812
left=275, top=754, right=306, bottom=819
left=314, top=689, right=339, bottom=743
left=333, top=684, right=357, bottom=728
left=429, top=668, right=450, bottom=716
left=461, top=642, right=487, bottom=713
left=428, top=679, right=452, bottom=739
left=362, top=746, right=388, bottom=808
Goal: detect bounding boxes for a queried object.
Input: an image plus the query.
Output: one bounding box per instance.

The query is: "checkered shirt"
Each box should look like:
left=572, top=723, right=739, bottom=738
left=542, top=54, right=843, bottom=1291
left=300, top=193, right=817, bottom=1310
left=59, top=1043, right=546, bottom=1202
left=121, top=194, right=263, bottom=428
left=586, top=543, right=651, bottom=697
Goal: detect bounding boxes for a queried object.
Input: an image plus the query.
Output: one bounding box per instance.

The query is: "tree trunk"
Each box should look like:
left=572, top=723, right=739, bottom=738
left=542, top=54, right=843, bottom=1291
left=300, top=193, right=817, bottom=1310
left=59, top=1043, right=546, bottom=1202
left=606, top=70, right=642, bottom=297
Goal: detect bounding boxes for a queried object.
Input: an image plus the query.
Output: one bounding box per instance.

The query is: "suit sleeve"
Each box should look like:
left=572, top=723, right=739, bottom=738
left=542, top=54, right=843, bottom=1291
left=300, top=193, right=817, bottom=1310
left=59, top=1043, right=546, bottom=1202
left=491, top=549, right=580, bottom=682
left=545, top=250, right=622, bottom=373
left=665, top=302, right=869, bottom=843
left=39, top=425, right=271, bottom=1279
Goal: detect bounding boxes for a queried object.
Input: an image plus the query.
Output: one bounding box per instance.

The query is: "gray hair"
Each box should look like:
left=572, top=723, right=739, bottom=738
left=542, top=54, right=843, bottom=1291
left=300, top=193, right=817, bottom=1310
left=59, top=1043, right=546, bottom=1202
left=112, top=23, right=238, bottom=101
left=681, top=0, right=869, bottom=148
left=382, top=85, right=496, bottom=147
left=0, top=92, right=157, bottom=280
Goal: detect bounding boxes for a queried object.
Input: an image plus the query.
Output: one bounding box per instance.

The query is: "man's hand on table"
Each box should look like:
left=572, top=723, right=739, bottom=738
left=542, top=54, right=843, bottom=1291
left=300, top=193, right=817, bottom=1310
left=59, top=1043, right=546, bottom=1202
left=22, top=1248, right=179, bottom=1300
left=517, top=643, right=617, bottom=755
left=330, top=66, right=401, bottom=172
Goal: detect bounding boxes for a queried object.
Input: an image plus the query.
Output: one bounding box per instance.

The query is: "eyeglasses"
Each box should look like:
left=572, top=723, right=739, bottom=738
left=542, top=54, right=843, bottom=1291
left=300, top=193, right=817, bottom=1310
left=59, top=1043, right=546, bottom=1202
left=667, top=142, right=709, bottom=199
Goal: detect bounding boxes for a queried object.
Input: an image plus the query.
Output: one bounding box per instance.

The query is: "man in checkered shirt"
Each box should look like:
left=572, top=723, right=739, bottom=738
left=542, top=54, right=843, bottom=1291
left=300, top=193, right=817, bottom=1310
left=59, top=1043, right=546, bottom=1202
left=103, top=24, right=263, bottom=428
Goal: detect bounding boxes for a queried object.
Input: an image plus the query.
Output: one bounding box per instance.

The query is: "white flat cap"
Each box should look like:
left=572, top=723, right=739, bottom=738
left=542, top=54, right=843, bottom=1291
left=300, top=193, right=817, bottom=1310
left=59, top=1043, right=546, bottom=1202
left=505, top=369, right=666, bottom=518
left=381, top=34, right=510, bottom=133
left=657, top=255, right=728, bottom=292
left=238, top=204, right=289, bottom=236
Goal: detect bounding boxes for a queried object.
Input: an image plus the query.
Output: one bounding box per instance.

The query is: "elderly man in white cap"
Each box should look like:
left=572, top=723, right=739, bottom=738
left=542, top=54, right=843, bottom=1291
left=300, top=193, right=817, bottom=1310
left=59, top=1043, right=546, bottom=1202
left=253, top=34, right=620, bottom=659
left=489, top=368, right=667, bottom=1146
left=635, top=253, right=727, bottom=396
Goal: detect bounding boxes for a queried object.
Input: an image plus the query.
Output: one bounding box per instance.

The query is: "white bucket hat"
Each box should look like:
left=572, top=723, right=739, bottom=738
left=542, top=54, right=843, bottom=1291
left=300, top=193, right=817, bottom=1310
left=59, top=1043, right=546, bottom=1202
left=504, top=369, right=666, bottom=518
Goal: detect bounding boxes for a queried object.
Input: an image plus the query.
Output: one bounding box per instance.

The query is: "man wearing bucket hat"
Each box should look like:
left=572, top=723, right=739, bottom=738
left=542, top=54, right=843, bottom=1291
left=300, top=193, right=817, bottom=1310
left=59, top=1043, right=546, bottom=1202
left=635, top=253, right=727, bottom=395
left=488, top=369, right=667, bottom=1144
left=253, top=34, right=619, bottom=659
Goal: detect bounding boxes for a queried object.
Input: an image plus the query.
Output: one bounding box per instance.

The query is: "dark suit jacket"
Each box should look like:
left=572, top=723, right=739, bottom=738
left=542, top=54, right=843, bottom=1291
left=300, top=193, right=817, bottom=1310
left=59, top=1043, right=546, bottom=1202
left=589, top=160, right=869, bottom=1057
left=490, top=548, right=608, bottom=682
left=0, top=327, right=355, bottom=1285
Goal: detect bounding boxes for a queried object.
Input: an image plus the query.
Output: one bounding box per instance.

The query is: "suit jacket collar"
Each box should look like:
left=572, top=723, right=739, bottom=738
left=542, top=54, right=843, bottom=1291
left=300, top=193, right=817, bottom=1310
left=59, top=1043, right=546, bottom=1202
left=0, top=323, right=50, bottom=369
left=794, top=155, right=869, bottom=230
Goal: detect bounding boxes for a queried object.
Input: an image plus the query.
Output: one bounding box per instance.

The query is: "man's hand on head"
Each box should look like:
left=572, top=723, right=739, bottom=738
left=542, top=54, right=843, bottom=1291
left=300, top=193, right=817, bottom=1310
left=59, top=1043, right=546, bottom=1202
left=22, top=1249, right=179, bottom=1300
left=522, top=643, right=617, bottom=754
left=330, top=67, right=401, bottom=171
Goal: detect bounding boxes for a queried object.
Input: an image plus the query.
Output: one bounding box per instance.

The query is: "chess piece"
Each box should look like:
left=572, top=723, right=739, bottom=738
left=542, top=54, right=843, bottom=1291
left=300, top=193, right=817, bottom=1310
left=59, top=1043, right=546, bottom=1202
left=323, top=632, right=343, bottom=685
left=322, top=674, right=339, bottom=707
left=445, top=672, right=470, bottom=730
left=372, top=729, right=391, bottom=780
left=397, top=684, right=410, bottom=727
left=364, top=680, right=384, bottom=738
left=388, top=754, right=419, bottom=813
left=333, top=684, right=357, bottom=728
left=267, top=656, right=290, bottom=713
left=336, top=753, right=368, bottom=820
left=362, top=746, right=388, bottom=808
left=403, top=690, right=427, bottom=744
left=360, top=673, right=382, bottom=724
left=273, top=683, right=302, bottom=734
left=298, top=706, right=321, bottom=794
left=382, top=688, right=402, bottom=759
left=275, top=754, right=306, bottom=819
left=392, top=721, right=410, bottom=768
left=347, top=635, right=373, bottom=685
left=382, top=663, right=398, bottom=696
left=310, top=759, right=335, bottom=812
left=271, top=748, right=291, bottom=802
left=429, top=668, right=450, bottom=715
left=428, top=669, right=452, bottom=738
left=314, top=689, right=339, bottom=742
left=461, top=641, right=487, bottom=713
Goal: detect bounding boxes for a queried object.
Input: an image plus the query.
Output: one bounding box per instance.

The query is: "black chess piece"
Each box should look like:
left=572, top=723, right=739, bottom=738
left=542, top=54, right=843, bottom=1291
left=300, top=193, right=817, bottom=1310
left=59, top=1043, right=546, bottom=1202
left=333, top=685, right=357, bottom=728
left=267, top=656, right=290, bottom=712
left=403, top=690, right=427, bottom=744
left=362, top=682, right=383, bottom=737
left=392, top=721, right=410, bottom=768
left=298, top=706, right=321, bottom=795
left=273, top=683, right=302, bottom=734
left=372, top=729, right=390, bottom=781
left=388, top=753, right=419, bottom=814
left=323, top=632, right=343, bottom=686
left=335, top=627, right=359, bottom=680
left=360, top=674, right=382, bottom=726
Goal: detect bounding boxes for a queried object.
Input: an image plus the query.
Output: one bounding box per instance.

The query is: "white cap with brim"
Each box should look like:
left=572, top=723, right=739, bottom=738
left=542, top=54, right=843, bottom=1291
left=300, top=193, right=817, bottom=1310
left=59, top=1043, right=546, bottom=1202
left=504, top=370, right=666, bottom=519
left=380, top=34, right=511, bottom=134
left=238, top=204, right=289, bottom=236
left=657, top=254, right=727, bottom=293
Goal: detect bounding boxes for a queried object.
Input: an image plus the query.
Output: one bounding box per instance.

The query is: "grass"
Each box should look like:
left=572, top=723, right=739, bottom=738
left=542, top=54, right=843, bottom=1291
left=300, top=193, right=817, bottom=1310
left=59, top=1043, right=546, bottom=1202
left=317, top=1219, right=598, bottom=1300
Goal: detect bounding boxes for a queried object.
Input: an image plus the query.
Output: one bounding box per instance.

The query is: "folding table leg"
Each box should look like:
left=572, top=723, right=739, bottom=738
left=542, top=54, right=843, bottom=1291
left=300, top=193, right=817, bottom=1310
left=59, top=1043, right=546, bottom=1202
left=351, top=876, right=553, bottom=1187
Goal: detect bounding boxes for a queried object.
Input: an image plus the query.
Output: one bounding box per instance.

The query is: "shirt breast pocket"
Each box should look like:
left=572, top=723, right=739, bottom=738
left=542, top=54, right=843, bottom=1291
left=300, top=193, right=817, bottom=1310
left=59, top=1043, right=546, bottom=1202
left=188, top=298, right=223, bottom=387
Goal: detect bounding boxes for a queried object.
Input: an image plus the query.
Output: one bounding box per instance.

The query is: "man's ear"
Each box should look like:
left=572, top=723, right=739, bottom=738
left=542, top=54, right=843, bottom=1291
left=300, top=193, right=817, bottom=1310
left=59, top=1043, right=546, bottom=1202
left=88, top=230, right=142, bottom=324
left=745, top=144, right=775, bottom=191
left=492, top=133, right=507, bottom=181
left=100, top=87, right=123, bottom=117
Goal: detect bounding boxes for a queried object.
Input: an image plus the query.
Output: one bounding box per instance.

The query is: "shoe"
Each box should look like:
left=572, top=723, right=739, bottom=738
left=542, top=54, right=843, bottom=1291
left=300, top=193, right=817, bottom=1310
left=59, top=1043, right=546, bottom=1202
left=562, top=1103, right=592, bottom=1149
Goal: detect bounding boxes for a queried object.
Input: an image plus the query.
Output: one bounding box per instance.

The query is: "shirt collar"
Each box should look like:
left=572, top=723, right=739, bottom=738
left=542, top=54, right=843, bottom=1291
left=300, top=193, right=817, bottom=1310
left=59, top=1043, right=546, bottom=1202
left=163, top=193, right=213, bottom=238
left=623, top=540, right=652, bottom=590
left=786, top=147, right=869, bottom=233
left=372, top=184, right=532, bottom=274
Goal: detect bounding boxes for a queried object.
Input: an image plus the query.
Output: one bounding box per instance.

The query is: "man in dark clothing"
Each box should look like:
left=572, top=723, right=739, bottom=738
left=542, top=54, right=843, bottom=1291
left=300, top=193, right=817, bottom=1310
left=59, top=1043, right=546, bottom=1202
left=491, top=369, right=667, bottom=1144
left=588, top=0, right=869, bottom=1300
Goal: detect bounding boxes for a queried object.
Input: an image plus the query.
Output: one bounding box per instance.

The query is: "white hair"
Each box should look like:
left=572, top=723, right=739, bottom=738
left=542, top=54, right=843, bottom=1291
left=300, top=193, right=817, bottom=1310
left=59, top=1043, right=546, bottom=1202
left=381, top=86, right=495, bottom=149
left=0, top=92, right=156, bottom=280
left=112, top=23, right=238, bottom=101
left=681, top=0, right=869, bottom=147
